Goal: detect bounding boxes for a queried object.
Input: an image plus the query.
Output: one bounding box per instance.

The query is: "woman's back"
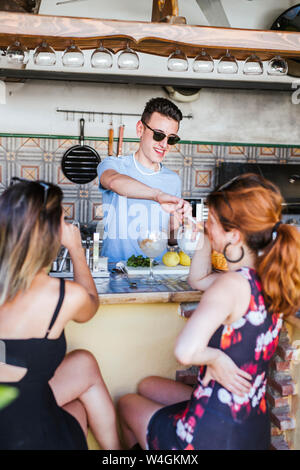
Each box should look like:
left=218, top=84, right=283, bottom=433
left=147, top=267, right=282, bottom=450
left=0, top=278, right=88, bottom=450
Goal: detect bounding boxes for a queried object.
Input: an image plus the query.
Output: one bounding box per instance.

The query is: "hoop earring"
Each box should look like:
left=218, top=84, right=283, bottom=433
left=223, top=243, right=244, bottom=263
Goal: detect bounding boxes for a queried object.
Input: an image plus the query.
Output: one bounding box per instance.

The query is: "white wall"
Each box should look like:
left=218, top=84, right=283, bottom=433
left=1, top=79, right=299, bottom=145
left=39, top=0, right=299, bottom=30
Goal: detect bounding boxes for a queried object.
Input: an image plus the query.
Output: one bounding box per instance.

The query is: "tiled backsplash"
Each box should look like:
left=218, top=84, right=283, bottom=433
left=0, top=135, right=299, bottom=229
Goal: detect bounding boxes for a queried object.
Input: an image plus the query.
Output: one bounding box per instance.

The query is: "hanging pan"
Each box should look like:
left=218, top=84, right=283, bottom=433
left=62, top=118, right=101, bottom=184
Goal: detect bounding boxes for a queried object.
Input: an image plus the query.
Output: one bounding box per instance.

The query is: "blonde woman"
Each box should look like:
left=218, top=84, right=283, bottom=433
left=118, top=173, right=300, bottom=450
left=0, top=178, right=121, bottom=450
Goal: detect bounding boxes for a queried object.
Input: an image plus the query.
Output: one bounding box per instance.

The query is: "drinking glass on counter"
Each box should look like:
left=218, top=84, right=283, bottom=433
left=137, top=229, right=168, bottom=283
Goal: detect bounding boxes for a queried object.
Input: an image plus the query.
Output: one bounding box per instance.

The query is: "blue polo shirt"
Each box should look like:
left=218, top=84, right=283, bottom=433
left=97, top=154, right=181, bottom=263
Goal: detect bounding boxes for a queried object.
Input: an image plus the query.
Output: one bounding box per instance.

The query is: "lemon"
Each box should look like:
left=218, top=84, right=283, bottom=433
left=162, top=251, right=180, bottom=267
left=179, top=251, right=191, bottom=266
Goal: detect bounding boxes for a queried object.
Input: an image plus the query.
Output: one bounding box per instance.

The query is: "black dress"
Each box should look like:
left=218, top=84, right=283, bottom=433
left=146, top=268, right=283, bottom=450
left=0, top=278, right=88, bottom=450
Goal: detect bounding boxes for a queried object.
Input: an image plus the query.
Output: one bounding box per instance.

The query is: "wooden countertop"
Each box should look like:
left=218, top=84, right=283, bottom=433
left=95, top=272, right=202, bottom=305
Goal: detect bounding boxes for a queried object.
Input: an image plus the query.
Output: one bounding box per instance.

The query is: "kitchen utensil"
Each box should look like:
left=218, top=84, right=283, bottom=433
left=108, top=117, right=114, bottom=156
left=58, top=220, right=80, bottom=271
left=61, top=118, right=101, bottom=184
left=117, top=124, right=125, bottom=156
left=137, top=230, right=168, bottom=283
left=115, top=261, right=138, bottom=289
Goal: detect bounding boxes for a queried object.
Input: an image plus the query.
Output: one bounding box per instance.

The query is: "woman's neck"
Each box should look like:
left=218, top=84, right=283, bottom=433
left=227, top=245, right=256, bottom=272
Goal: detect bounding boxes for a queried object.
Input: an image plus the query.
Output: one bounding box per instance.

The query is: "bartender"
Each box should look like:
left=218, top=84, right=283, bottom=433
left=97, top=97, right=191, bottom=263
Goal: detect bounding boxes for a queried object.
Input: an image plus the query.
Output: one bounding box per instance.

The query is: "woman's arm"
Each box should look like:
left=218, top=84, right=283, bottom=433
left=175, top=273, right=252, bottom=396
left=188, top=233, right=222, bottom=291
left=60, top=220, right=99, bottom=322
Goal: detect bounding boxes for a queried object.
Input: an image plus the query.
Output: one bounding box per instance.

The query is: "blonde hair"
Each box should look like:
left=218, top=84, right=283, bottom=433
left=208, top=173, right=300, bottom=316
left=0, top=180, right=63, bottom=305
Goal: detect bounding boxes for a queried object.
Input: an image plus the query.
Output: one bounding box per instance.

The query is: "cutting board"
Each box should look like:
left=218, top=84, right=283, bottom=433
left=124, top=263, right=190, bottom=276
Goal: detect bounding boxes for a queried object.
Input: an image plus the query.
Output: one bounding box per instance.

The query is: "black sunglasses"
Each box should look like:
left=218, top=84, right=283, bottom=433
left=141, top=120, right=180, bottom=146
left=10, top=177, right=51, bottom=208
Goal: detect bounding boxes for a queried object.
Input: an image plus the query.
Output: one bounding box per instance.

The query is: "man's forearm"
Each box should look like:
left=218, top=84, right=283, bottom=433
left=108, top=173, right=161, bottom=201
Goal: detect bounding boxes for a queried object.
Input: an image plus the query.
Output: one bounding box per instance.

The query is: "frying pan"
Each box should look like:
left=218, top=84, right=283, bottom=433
left=61, top=118, right=101, bottom=184
left=271, top=4, right=300, bottom=77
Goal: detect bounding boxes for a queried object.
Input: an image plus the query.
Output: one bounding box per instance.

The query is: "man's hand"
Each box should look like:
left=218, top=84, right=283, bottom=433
left=156, top=190, right=192, bottom=223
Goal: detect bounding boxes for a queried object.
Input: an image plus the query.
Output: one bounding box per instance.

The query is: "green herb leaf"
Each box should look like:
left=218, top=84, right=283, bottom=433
left=126, top=255, right=158, bottom=267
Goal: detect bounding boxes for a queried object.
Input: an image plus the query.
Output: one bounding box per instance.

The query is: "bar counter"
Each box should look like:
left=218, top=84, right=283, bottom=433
left=94, top=270, right=202, bottom=304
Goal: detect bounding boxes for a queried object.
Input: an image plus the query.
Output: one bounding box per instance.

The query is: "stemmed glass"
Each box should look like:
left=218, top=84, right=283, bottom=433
left=267, top=56, right=288, bottom=75
left=62, top=43, right=84, bottom=67
left=193, top=49, right=214, bottom=73
left=91, top=42, right=113, bottom=69
left=243, top=54, right=263, bottom=75
left=33, top=41, right=56, bottom=66
left=177, top=222, right=204, bottom=257
left=167, top=49, right=188, bottom=72
left=117, top=43, right=139, bottom=70
left=6, top=41, right=29, bottom=65
left=137, top=229, right=168, bottom=283
left=217, top=50, right=238, bottom=74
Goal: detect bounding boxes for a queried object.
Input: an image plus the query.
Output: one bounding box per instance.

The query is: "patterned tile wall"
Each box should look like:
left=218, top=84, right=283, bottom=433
left=0, top=136, right=299, bottom=230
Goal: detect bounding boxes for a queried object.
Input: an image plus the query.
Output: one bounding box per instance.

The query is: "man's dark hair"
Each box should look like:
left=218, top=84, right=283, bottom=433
left=141, top=97, right=183, bottom=125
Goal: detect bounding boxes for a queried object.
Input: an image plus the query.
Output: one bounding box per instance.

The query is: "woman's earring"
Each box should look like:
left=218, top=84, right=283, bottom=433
left=223, top=243, right=244, bottom=263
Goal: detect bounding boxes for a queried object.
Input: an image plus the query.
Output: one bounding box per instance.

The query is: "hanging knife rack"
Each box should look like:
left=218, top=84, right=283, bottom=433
left=56, top=108, right=193, bottom=121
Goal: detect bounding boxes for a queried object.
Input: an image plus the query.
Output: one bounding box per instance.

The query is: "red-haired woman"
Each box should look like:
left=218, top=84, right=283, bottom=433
left=118, top=173, right=300, bottom=450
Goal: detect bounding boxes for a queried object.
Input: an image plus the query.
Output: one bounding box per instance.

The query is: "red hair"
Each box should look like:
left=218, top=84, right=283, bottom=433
left=207, top=173, right=300, bottom=316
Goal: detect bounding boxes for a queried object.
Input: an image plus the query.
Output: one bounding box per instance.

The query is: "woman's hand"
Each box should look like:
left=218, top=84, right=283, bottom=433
left=203, top=350, right=252, bottom=397
left=60, top=218, right=83, bottom=252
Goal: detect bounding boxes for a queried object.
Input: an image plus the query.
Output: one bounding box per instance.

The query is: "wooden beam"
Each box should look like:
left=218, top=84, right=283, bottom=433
left=0, top=11, right=300, bottom=59
left=151, top=0, right=186, bottom=24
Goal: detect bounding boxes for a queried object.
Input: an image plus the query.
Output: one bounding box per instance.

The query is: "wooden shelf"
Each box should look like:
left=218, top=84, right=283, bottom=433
left=1, top=11, right=300, bottom=60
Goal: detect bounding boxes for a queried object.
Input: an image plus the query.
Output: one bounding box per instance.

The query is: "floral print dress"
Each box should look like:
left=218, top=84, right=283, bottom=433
left=146, top=267, right=282, bottom=450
